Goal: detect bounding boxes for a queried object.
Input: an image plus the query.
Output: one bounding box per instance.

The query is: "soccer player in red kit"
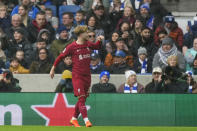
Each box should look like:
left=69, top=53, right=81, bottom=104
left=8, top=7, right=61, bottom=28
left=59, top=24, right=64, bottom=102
left=50, top=26, right=104, bottom=127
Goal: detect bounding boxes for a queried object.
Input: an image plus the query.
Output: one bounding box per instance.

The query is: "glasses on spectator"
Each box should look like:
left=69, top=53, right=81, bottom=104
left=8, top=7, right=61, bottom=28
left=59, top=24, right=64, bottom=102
left=39, top=52, right=46, bottom=55
left=153, top=72, right=162, bottom=75
left=89, top=35, right=95, bottom=38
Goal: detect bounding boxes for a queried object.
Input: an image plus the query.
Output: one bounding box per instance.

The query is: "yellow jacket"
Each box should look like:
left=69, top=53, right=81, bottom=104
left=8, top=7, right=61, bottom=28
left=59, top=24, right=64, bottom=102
left=9, top=64, right=30, bottom=74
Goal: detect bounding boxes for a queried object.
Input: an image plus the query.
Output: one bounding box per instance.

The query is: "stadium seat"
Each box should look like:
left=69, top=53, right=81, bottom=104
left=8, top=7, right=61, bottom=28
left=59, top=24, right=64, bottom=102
left=45, top=5, right=57, bottom=16
left=59, top=5, right=81, bottom=24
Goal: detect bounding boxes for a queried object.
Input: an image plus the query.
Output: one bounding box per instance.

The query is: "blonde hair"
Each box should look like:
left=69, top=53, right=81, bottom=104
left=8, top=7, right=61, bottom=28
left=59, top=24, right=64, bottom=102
left=167, top=55, right=178, bottom=65
left=74, top=25, right=88, bottom=36
left=124, top=6, right=135, bottom=16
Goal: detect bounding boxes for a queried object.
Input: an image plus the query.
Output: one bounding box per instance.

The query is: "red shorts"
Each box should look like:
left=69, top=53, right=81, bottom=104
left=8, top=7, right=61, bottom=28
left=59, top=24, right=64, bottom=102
left=72, top=73, right=91, bottom=97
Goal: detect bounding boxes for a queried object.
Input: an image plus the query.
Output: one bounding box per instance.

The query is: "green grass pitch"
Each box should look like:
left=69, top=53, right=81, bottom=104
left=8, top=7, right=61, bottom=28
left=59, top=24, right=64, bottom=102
left=0, top=126, right=197, bottom=131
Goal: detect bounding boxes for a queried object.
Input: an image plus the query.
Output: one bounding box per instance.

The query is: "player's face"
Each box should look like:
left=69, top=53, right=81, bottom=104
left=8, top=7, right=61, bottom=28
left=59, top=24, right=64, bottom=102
left=100, top=75, right=109, bottom=84
left=80, top=31, right=88, bottom=41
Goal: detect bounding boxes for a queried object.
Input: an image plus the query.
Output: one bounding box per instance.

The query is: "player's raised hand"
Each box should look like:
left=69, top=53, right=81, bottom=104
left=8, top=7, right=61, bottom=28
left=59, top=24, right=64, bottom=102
left=96, top=35, right=104, bottom=41
left=50, top=66, right=55, bottom=79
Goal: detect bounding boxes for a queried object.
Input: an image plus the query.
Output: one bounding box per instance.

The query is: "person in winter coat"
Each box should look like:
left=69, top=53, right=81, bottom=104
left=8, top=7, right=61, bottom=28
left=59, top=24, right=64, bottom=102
left=55, top=55, right=72, bottom=74
left=9, top=57, right=29, bottom=74
left=92, top=71, right=116, bottom=93
left=90, top=52, right=105, bottom=74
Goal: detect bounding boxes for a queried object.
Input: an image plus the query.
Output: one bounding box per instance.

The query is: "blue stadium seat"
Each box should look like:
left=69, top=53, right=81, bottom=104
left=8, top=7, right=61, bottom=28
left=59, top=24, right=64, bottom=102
left=59, top=5, right=81, bottom=24
left=45, top=5, right=57, bottom=16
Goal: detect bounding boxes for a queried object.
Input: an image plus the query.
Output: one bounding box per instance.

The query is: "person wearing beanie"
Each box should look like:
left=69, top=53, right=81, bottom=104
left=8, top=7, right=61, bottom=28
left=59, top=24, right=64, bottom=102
left=92, top=71, right=116, bottom=93
left=50, top=26, right=74, bottom=58
left=90, top=53, right=106, bottom=74
left=117, top=70, right=145, bottom=93
left=152, top=37, right=185, bottom=70
left=133, top=47, right=152, bottom=73
left=55, top=70, right=73, bottom=93
left=154, top=13, right=183, bottom=51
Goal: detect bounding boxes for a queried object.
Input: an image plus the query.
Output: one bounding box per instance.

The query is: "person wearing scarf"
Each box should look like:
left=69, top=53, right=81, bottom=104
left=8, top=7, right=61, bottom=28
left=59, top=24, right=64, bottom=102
left=117, top=70, right=145, bottom=93
left=152, top=37, right=185, bottom=70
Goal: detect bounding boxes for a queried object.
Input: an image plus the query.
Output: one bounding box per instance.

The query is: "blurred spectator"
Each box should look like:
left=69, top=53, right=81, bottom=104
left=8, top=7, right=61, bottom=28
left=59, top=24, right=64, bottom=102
left=154, top=13, right=183, bottom=51
left=92, top=71, right=116, bottom=93
left=0, top=4, right=11, bottom=32
left=18, top=5, right=31, bottom=27
left=55, top=70, right=73, bottom=92
left=37, top=28, right=51, bottom=46
left=55, top=55, right=72, bottom=74
left=27, top=11, right=55, bottom=43
left=31, top=38, right=54, bottom=64
left=9, top=57, right=29, bottom=74
left=167, top=55, right=184, bottom=72
left=90, top=52, right=105, bottom=74
left=45, top=8, right=58, bottom=30
left=185, top=38, right=197, bottom=70
left=185, top=71, right=197, bottom=93
left=0, top=70, right=21, bottom=92
left=50, top=27, right=74, bottom=58
left=104, top=38, right=133, bottom=68
left=152, top=37, right=185, bottom=70
left=109, top=50, right=132, bottom=74
left=74, top=10, right=85, bottom=26
left=186, top=54, right=197, bottom=75
left=4, top=14, right=29, bottom=40
left=110, top=0, right=132, bottom=11
left=105, top=31, right=119, bottom=53
left=145, top=66, right=162, bottom=93
left=117, top=20, right=133, bottom=49
left=154, top=29, right=167, bottom=46
left=15, top=50, right=29, bottom=69
left=133, top=47, right=152, bottom=73
left=0, top=28, right=6, bottom=63
left=11, top=0, right=40, bottom=20
left=29, top=47, right=52, bottom=73
left=116, top=6, right=135, bottom=30
left=118, top=70, right=145, bottom=93
left=83, top=0, right=110, bottom=12
left=4, top=28, right=33, bottom=64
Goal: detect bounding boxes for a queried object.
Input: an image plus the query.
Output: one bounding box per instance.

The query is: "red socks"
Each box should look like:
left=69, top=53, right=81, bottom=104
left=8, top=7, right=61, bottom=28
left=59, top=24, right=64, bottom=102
left=73, top=96, right=87, bottom=119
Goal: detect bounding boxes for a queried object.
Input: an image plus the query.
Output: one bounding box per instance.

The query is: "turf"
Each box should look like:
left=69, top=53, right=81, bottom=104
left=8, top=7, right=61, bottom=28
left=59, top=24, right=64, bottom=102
left=0, top=126, right=197, bottom=131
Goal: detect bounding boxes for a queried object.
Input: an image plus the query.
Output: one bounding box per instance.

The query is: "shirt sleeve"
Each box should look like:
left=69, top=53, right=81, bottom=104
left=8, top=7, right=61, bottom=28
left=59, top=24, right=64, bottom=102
left=53, top=45, right=72, bottom=67
left=88, top=40, right=101, bottom=50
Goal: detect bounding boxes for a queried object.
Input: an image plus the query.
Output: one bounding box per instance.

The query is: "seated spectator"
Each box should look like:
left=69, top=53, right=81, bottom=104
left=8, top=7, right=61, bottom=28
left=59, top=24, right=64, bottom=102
left=155, top=29, right=168, bottom=47
left=152, top=37, right=185, bottom=70
left=134, top=47, right=152, bottom=73
left=50, top=27, right=74, bottom=58
left=9, top=57, right=29, bottom=74
left=167, top=55, right=184, bottom=72
left=154, top=13, right=183, bottom=51
left=27, top=11, right=55, bottom=43
left=45, top=8, right=58, bottom=30
left=18, top=5, right=31, bottom=27
left=105, top=38, right=133, bottom=68
left=185, top=71, right=197, bottom=93
left=55, top=56, right=72, bottom=74
left=118, top=70, right=145, bottom=93
left=11, top=0, right=39, bottom=20
left=15, top=50, right=29, bottom=69
left=145, top=67, right=162, bottom=93
left=185, top=38, right=197, bottom=71
left=187, top=54, right=197, bottom=75
left=37, top=28, right=51, bottom=46
left=0, top=28, right=6, bottom=63
left=29, top=47, right=52, bottom=73
left=31, top=38, right=54, bottom=64
left=55, top=70, right=73, bottom=93
left=83, top=0, right=110, bottom=12
left=110, top=0, right=132, bottom=12
left=0, top=4, right=11, bottom=32
left=116, top=6, right=135, bottom=30
left=0, top=70, right=21, bottom=92
left=109, top=50, right=132, bottom=74
left=92, top=71, right=116, bottom=93
left=74, top=10, right=85, bottom=26
left=105, top=31, right=120, bottom=53
left=90, top=53, right=105, bottom=74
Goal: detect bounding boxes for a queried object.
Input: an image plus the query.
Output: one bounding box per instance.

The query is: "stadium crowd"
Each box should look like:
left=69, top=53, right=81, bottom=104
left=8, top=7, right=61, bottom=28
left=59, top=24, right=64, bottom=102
left=0, top=0, right=197, bottom=93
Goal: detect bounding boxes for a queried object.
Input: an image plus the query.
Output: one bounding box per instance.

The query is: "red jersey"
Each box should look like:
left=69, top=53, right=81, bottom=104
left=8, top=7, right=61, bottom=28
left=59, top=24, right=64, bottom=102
left=53, top=40, right=101, bottom=75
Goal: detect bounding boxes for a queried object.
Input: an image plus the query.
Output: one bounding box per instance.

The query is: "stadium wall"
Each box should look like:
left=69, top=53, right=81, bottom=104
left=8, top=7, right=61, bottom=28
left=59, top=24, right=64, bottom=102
left=0, top=93, right=197, bottom=126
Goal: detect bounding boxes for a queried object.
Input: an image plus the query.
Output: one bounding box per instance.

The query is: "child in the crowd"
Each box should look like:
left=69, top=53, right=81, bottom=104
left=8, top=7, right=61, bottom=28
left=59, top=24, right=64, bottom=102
left=55, top=55, right=72, bottom=73
left=55, top=70, right=73, bottom=93
left=9, top=57, right=29, bottom=74
left=133, top=47, right=152, bottom=73
left=15, top=50, right=29, bottom=69
left=74, top=10, right=85, bottom=25
left=90, top=53, right=105, bottom=74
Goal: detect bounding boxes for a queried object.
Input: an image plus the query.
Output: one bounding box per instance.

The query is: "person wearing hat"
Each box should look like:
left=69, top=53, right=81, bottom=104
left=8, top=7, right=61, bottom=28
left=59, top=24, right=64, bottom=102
left=154, top=13, right=183, bottom=51
left=90, top=52, right=105, bottom=74
left=152, top=36, right=185, bottom=71
left=50, top=26, right=74, bottom=58
left=55, top=70, right=73, bottom=93
left=105, top=37, right=133, bottom=68
left=133, top=47, right=152, bottom=73
left=117, top=70, right=144, bottom=93
left=145, top=67, right=162, bottom=93
left=92, top=71, right=116, bottom=93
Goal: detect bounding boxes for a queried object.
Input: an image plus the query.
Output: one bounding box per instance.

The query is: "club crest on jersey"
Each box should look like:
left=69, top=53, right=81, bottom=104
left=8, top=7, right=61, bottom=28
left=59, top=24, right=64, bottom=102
left=79, top=54, right=83, bottom=60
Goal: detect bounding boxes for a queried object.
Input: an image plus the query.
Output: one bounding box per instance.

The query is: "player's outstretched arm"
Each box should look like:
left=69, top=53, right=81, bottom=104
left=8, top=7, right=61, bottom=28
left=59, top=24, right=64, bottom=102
left=50, top=66, right=55, bottom=79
